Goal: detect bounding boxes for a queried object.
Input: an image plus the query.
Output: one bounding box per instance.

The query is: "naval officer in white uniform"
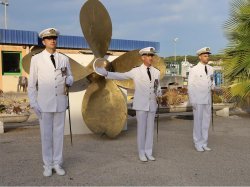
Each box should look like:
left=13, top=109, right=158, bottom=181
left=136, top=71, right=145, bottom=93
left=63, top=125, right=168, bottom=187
left=28, top=28, right=73, bottom=176
left=188, top=47, right=214, bottom=152
left=95, top=47, right=162, bottom=162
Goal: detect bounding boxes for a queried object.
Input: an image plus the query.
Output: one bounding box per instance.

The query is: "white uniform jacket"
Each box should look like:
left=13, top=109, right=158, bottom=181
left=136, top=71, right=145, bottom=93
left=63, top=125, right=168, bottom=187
left=28, top=50, right=73, bottom=112
left=188, top=62, right=214, bottom=105
left=107, top=64, right=161, bottom=112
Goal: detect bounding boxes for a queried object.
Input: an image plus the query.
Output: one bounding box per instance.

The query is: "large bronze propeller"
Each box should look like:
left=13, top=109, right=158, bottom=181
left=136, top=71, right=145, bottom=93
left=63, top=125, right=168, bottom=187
left=79, top=0, right=127, bottom=138
left=80, top=0, right=166, bottom=138
left=22, top=0, right=166, bottom=138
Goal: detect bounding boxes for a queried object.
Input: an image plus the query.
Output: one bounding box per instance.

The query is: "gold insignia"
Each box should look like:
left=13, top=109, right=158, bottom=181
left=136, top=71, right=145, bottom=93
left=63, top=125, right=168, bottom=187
left=49, top=29, right=57, bottom=35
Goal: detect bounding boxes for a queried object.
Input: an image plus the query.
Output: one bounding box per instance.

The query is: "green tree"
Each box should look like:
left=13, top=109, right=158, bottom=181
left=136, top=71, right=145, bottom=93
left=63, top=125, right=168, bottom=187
left=224, top=0, right=250, bottom=100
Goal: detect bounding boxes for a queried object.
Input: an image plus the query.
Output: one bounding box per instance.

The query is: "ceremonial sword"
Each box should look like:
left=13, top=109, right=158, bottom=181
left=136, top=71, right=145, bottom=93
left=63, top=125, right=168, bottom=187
left=66, top=86, right=73, bottom=146
left=156, top=99, right=160, bottom=142
left=211, top=89, right=214, bottom=131
left=62, top=67, right=73, bottom=146
left=154, top=79, right=160, bottom=142
left=210, top=75, right=214, bottom=131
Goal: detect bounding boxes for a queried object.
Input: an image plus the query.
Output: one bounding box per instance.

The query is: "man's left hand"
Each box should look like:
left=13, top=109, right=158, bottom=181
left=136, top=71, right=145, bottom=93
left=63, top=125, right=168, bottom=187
left=66, top=76, right=73, bottom=87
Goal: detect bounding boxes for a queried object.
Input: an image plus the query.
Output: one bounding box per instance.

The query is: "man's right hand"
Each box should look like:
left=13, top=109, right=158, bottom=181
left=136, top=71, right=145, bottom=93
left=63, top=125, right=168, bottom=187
left=65, top=76, right=73, bottom=87
left=95, top=67, right=108, bottom=76
left=33, top=105, right=42, bottom=119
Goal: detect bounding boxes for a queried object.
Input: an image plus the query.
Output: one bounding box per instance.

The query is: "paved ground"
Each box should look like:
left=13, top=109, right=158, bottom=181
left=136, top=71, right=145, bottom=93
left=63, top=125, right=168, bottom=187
left=0, top=111, right=250, bottom=186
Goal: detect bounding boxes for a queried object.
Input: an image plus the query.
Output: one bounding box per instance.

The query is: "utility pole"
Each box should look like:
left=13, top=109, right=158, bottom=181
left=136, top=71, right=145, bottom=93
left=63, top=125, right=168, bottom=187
left=1, top=0, right=9, bottom=29
left=173, top=37, right=179, bottom=62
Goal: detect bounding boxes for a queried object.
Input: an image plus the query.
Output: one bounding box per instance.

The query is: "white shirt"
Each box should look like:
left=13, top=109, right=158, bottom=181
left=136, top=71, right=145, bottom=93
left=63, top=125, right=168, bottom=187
left=28, top=49, right=73, bottom=112
left=107, top=63, right=161, bottom=112
left=188, top=62, right=214, bottom=105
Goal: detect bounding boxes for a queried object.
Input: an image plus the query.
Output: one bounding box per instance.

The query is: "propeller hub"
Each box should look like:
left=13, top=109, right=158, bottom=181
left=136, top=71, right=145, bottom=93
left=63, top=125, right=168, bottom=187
left=93, top=58, right=110, bottom=75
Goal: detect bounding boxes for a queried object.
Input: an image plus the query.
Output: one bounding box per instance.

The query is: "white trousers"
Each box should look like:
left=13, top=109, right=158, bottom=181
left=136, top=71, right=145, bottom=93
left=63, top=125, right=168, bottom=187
left=136, top=110, right=156, bottom=157
left=39, top=112, right=65, bottom=167
left=193, top=104, right=211, bottom=148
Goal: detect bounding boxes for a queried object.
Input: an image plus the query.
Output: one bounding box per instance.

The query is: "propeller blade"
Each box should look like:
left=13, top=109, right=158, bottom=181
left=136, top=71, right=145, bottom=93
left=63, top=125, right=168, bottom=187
left=152, top=55, right=167, bottom=80
left=68, top=77, right=90, bottom=92
left=22, top=48, right=44, bottom=74
left=111, top=50, right=141, bottom=89
left=22, top=49, right=92, bottom=83
left=63, top=54, right=93, bottom=82
left=111, top=50, right=141, bottom=71
left=82, top=79, right=127, bottom=138
left=80, top=0, right=112, bottom=58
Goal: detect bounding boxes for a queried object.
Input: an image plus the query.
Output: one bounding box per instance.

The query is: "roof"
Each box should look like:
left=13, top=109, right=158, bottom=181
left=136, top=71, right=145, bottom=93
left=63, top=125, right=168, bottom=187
left=0, top=29, right=160, bottom=52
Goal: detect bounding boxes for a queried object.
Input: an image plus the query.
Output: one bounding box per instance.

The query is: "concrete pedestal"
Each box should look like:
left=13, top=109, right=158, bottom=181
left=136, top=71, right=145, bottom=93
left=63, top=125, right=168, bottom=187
left=216, top=107, right=229, bottom=117
left=64, top=90, right=92, bottom=135
left=64, top=88, right=127, bottom=135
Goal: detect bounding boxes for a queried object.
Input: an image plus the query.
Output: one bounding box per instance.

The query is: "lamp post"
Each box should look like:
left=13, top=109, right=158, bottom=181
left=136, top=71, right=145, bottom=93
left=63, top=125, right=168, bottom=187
left=1, top=0, right=9, bottom=29
left=173, top=37, right=179, bottom=62
left=171, top=37, right=179, bottom=75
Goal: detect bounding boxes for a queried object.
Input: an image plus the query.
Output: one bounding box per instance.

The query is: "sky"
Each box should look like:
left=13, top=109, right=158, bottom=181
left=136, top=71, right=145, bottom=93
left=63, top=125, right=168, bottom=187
left=0, top=0, right=231, bottom=57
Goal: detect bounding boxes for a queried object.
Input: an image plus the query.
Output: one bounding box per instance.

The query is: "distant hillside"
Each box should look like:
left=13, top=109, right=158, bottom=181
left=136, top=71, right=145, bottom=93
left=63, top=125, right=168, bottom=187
left=163, top=54, right=225, bottom=64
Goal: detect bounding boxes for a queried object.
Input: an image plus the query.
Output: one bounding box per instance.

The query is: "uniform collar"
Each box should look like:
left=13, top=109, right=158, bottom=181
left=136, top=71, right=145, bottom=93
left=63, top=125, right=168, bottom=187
left=141, top=63, right=151, bottom=69
left=43, top=49, right=57, bottom=57
left=198, top=62, right=207, bottom=66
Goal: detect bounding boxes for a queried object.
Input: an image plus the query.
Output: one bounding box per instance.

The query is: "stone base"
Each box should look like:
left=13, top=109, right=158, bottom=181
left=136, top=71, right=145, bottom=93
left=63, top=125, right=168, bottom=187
left=64, top=90, right=92, bottom=135
left=216, top=107, right=229, bottom=117
left=64, top=88, right=128, bottom=135
left=0, top=113, right=30, bottom=123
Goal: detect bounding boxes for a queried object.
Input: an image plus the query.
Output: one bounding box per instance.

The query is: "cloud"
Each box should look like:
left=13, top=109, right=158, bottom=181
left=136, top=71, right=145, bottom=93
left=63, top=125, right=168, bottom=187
left=4, top=0, right=230, bottom=56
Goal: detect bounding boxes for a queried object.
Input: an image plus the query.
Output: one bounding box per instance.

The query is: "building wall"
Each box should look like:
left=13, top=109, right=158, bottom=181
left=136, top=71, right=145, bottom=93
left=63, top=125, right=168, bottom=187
left=0, top=44, right=125, bottom=92
left=0, top=45, right=82, bottom=92
left=0, top=45, right=29, bottom=92
left=0, top=29, right=159, bottom=92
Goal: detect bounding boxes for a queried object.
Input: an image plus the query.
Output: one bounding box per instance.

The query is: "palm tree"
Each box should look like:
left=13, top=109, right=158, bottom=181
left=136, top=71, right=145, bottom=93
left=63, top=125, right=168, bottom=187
left=224, top=0, right=250, bottom=102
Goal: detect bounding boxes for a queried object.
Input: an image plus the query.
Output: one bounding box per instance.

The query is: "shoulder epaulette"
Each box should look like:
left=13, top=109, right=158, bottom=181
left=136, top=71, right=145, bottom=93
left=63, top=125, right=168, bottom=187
left=154, top=67, right=160, bottom=71
left=58, top=52, right=70, bottom=60
left=59, top=52, right=67, bottom=57
left=32, top=51, right=42, bottom=56
left=133, top=65, right=140, bottom=68
left=32, top=50, right=42, bottom=56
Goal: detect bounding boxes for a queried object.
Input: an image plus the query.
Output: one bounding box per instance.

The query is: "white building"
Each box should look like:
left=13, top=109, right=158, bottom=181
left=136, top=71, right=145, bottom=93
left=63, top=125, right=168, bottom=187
left=181, top=56, right=193, bottom=78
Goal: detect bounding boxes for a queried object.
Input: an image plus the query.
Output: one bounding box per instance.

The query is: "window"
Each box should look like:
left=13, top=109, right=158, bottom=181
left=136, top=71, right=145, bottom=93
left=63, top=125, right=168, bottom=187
left=2, top=51, right=22, bottom=75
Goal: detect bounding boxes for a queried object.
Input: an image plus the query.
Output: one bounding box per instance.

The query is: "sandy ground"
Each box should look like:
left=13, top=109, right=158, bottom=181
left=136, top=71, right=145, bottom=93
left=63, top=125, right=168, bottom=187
left=0, top=109, right=250, bottom=186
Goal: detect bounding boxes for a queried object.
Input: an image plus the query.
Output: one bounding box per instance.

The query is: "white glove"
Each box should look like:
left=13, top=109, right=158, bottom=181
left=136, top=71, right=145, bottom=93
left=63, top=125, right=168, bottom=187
left=66, top=76, right=73, bottom=87
left=33, top=104, right=42, bottom=119
left=95, top=67, right=108, bottom=76
left=156, top=96, right=162, bottom=103
left=156, top=89, right=162, bottom=97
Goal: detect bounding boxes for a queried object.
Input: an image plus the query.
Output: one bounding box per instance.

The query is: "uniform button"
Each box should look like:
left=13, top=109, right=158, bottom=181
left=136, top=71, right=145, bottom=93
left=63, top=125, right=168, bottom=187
left=55, top=86, right=57, bottom=88
left=55, top=94, right=57, bottom=96
left=55, top=78, right=57, bottom=80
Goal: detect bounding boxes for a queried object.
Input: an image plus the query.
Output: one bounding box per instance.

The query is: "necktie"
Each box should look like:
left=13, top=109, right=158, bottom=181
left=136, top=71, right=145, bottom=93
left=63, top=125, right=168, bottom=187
left=205, top=65, right=208, bottom=75
left=147, top=67, right=151, bottom=81
left=50, top=54, right=56, bottom=68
